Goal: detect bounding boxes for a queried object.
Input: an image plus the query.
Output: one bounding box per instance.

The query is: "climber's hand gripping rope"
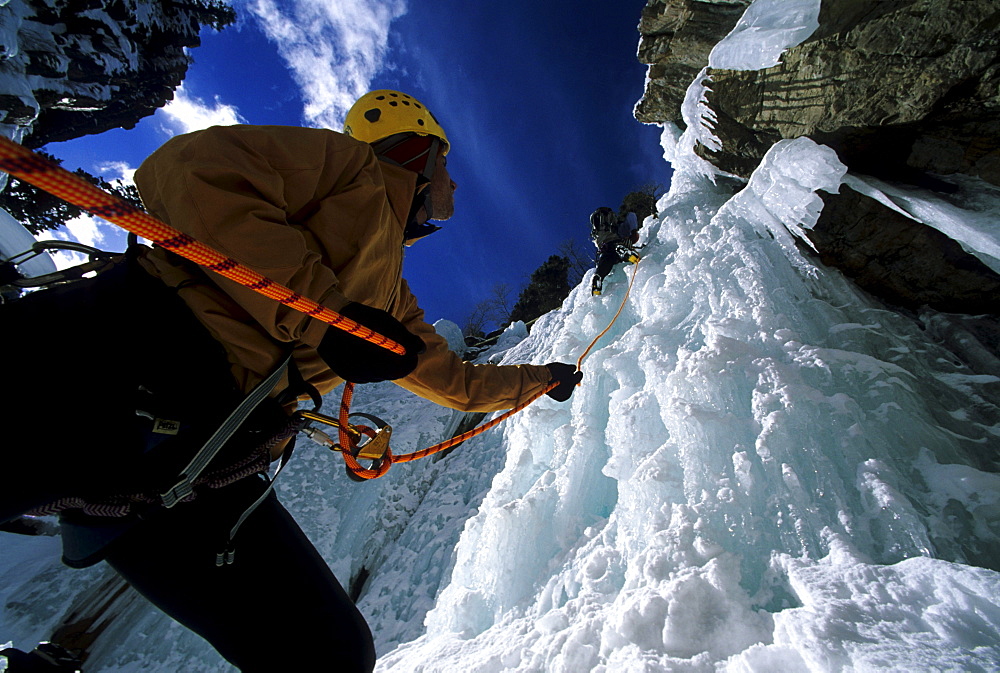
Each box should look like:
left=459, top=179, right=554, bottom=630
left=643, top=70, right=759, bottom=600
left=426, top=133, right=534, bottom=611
left=318, top=255, right=639, bottom=481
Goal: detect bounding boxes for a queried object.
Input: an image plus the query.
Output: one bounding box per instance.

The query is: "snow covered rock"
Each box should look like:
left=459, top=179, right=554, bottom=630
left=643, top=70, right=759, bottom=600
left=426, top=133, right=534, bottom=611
left=0, top=0, right=232, bottom=148
left=636, top=0, right=1000, bottom=319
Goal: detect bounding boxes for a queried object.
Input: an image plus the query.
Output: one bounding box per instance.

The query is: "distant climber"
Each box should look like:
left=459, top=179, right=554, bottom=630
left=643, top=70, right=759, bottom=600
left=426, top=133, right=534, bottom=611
left=590, top=206, right=640, bottom=296
left=0, top=90, right=584, bottom=673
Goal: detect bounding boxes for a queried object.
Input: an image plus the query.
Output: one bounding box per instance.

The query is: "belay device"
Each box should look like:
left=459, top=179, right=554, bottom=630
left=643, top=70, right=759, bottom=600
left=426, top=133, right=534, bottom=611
left=299, top=409, right=394, bottom=482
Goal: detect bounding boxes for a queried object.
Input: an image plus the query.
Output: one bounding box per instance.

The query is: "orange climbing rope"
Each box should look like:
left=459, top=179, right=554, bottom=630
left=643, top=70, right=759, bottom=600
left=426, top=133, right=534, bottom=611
left=575, top=258, right=640, bottom=368
left=337, top=257, right=642, bottom=479
left=0, top=136, right=405, bottom=355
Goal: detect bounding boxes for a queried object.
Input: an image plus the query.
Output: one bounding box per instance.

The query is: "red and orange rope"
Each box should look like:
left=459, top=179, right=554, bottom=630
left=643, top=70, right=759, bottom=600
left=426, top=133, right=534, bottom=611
left=0, top=136, right=404, bottom=355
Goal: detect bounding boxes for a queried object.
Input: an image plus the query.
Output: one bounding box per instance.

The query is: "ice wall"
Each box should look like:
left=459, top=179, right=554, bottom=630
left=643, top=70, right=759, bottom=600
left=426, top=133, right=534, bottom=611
left=374, top=137, right=1000, bottom=671
left=3, top=127, right=999, bottom=673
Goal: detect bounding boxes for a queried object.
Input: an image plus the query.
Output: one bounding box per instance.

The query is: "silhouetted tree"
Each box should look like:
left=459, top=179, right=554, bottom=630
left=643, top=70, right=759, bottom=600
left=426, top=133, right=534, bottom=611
left=462, top=299, right=492, bottom=340
left=509, top=255, right=571, bottom=325
left=462, top=282, right=518, bottom=340
left=558, top=238, right=593, bottom=286
left=618, top=183, right=662, bottom=224
left=0, top=152, right=144, bottom=235
left=487, top=282, right=515, bottom=326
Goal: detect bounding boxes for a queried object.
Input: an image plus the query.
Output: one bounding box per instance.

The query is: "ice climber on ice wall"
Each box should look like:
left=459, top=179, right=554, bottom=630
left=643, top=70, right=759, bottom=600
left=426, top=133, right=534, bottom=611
left=0, top=90, right=584, bottom=672
left=588, top=206, right=640, bottom=296
left=4, top=1, right=1000, bottom=671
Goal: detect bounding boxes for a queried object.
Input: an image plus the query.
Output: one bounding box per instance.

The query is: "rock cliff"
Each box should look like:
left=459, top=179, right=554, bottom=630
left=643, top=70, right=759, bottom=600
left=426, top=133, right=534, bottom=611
left=636, top=0, right=1000, bottom=315
left=0, top=0, right=233, bottom=148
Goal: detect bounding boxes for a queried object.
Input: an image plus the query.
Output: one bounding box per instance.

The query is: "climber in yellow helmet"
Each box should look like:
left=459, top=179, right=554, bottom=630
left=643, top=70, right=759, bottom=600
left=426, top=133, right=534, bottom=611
left=0, top=90, right=582, bottom=673
left=343, top=89, right=456, bottom=239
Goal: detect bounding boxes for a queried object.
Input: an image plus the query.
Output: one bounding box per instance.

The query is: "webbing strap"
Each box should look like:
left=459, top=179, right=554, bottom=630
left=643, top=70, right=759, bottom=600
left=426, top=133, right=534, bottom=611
left=161, top=356, right=291, bottom=508
left=215, top=439, right=298, bottom=567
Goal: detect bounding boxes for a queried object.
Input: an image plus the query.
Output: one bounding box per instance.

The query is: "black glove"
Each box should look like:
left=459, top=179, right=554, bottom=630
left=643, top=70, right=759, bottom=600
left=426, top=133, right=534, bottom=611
left=318, top=302, right=425, bottom=384
left=545, top=362, right=583, bottom=402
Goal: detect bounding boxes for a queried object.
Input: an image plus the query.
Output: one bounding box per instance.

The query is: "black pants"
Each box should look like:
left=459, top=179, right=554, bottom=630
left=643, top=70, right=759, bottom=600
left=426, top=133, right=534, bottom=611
left=105, top=477, right=376, bottom=672
left=3, top=255, right=374, bottom=670
left=593, top=243, right=630, bottom=289
left=594, top=248, right=620, bottom=282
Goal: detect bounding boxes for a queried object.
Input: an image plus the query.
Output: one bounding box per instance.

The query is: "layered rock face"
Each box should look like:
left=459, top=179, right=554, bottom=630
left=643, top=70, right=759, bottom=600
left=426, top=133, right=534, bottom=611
left=634, top=0, right=752, bottom=126
left=0, top=0, right=224, bottom=148
left=636, top=0, right=1000, bottom=315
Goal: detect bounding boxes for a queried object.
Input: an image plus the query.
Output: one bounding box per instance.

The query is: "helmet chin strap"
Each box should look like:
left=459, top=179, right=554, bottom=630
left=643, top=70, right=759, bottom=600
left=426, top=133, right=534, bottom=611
left=403, top=188, right=441, bottom=245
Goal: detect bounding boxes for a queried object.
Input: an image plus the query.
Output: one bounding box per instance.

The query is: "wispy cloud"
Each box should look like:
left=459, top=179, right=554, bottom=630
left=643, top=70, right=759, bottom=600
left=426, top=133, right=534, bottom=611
left=43, top=213, right=113, bottom=269
left=241, top=0, right=407, bottom=129
left=94, top=161, right=136, bottom=186
left=61, top=214, right=106, bottom=250
left=46, top=162, right=137, bottom=267
left=160, top=84, right=247, bottom=135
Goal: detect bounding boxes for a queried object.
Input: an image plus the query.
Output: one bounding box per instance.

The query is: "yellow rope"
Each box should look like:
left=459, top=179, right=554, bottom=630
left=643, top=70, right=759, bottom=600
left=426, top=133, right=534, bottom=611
left=576, top=256, right=641, bottom=369
left=342, top=256, right=642, bottom=479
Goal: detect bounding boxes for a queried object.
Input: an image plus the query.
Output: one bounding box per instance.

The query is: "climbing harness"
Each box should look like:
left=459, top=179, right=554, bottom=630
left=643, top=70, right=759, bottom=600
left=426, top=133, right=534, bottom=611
left=315, top=255, right=643, bottom=480
left=0, top=136, right=404, bottom=356
left=23, top=356, right=296, bottom=521
left=160, top=355, right=292, bottom=508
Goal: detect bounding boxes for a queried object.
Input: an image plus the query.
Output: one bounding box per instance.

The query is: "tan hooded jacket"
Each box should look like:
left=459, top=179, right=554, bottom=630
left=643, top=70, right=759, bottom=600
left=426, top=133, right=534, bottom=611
left=134, top=125, right=552, bottom=416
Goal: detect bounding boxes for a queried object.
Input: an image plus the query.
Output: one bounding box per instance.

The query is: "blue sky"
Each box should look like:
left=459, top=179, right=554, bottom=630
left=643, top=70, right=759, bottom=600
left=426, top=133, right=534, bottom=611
left=48, top=0, right=670, bottom=328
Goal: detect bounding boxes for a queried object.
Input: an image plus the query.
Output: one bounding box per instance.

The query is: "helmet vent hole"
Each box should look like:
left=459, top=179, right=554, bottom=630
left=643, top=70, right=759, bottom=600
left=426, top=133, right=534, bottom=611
left=417, top=119, right=425, bottom=126
left=389, top=101, right=398, bottom=106
left=364, top=108, right=381, bottom=122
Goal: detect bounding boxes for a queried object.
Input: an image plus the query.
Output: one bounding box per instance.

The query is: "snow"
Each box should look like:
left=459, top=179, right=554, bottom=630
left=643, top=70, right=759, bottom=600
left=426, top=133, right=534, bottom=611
left=843, top=173, right=1000, bottom=276
left=709, top=0, right=821, bottom=71
left=0, top=209, right=56, bottom=278
left=4, top=0, right=1000, bottom=671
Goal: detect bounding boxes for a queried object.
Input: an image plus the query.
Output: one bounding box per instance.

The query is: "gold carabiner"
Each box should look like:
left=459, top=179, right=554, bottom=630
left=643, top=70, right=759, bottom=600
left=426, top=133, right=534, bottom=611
left=298, top=410, right=392, bottom=461
left=342, top=412, right=393, bottom=461
left=298, top=410, right=363, bottom=440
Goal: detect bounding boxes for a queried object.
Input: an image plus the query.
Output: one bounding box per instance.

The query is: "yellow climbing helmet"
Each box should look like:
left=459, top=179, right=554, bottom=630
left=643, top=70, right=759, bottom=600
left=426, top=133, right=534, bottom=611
left=344, top=90, right=449, bottom=155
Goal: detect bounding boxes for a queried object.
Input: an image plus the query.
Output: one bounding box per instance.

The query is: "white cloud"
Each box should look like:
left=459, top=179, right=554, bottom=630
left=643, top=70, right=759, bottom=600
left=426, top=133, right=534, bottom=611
left=160, top=84, right=247, bottom=135
left=94, top=160, right=136, bottom=186
left=242, top=0, right=407, bottom=129
left=44, top=214, right=115, bottom=269
left=62, top=215, right=105, bottom=249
